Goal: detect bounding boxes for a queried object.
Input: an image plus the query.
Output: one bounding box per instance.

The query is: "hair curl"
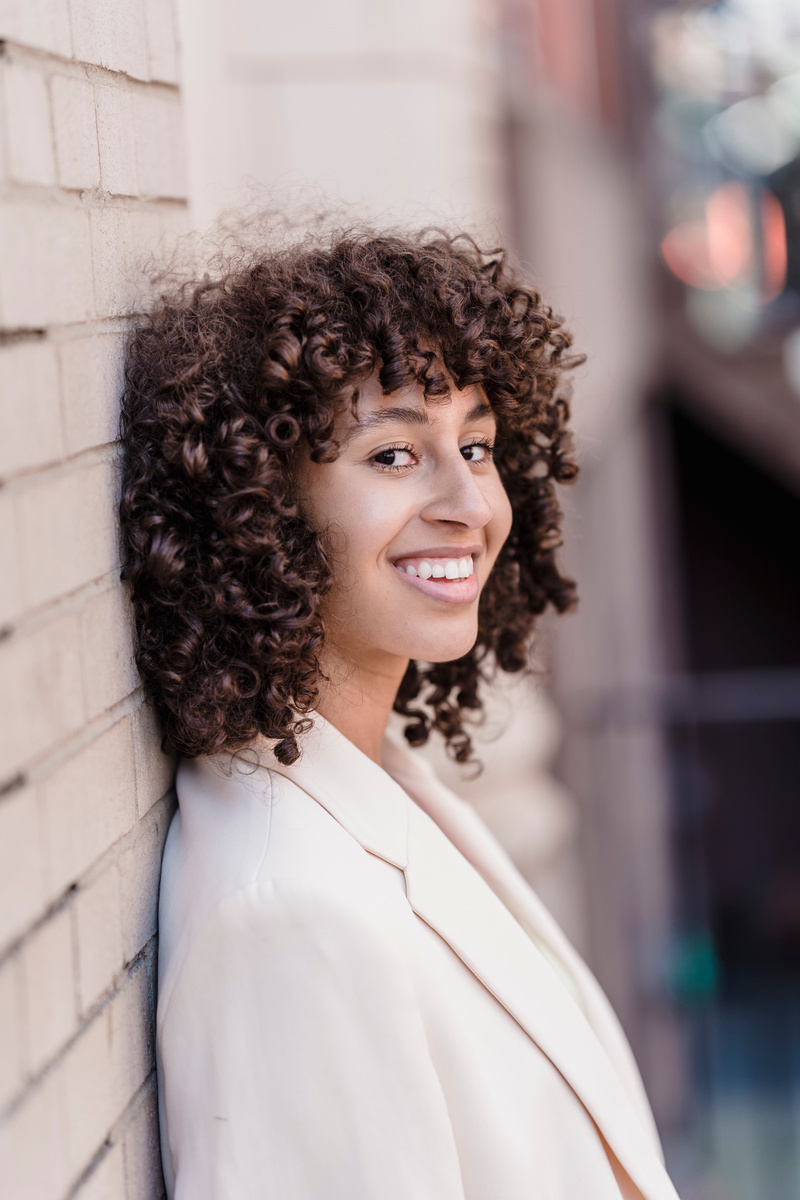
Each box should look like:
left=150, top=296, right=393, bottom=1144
left=119, top=225, right=580, bottom=766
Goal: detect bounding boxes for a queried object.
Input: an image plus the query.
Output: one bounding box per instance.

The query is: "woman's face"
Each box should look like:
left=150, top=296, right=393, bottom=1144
left=295, top=373, right=513, bottom=674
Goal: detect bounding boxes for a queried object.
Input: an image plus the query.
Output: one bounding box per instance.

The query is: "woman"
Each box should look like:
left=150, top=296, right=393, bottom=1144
left=120, top=228, right=680, bottom=1199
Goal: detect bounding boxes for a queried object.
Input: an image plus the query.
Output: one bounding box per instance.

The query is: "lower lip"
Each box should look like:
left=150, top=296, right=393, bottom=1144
left=393, top=566, right=480, bottom=606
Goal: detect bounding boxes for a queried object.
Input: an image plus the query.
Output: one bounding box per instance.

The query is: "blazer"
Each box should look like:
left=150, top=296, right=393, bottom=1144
left=156, top=713, right=680, bottom=1200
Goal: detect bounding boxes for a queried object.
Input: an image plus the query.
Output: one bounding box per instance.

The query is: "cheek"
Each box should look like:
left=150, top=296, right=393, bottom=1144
left=317, top=477, right=411, bottom=581
left=486, top=478, right=513, bottom=564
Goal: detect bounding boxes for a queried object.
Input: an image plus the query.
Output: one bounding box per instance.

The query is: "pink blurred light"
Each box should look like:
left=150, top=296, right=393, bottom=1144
left=706, top=182, right=751, bottom=286
left=661, top=182, right=787, bottom=301
left=661, top=218, right=720, bottom=289
left=762, top=189, right=787, bottom=300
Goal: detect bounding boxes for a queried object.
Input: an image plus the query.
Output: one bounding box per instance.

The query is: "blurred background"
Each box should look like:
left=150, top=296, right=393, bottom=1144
left=177, top=2, right=800, bottom=1196
left=2, top=1, right=800, bottom=1197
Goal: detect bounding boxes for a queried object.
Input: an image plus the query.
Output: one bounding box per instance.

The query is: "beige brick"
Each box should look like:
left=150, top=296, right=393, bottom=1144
left=110, top=963, right=153, bottom=1114
left=0, top=1073, right=69, bottom=1200
left=75, top=1141, right=126, bottom=1200
left=69, top=0, right=148, bottom=81
left=132, top=89, right=186, bottom=198
left=80, top=583, right=138, bottom=720
left=131, top=701, right=174, bottom=817
left=123, top=1087, right=163, bottom=1200
left=157, top=201, right=189, bottom=255
left=51, top=75, right=100, bottom=190
left=0, top=340, right=63, bottom=477
left=60, top=332, right=125, bottom=455
left=118, top=820, right=163, bottom=963
left=0, top=490, right=22, bottom=627
left=2, top=60, right=56, bottom=185
left=95, top=85, right=138, bottom=196
left=41, top=718, right=137, bottom=896
left=60, top=1008, right=117, bottom=1178
left=17, top=459, right=118, bottom=609
left=20, top=906, right=75, bottom=1073
left=0, top=97, right=7, bottom=183
left=143, top=0, right=178, bottom=84
left=0, top=0, right=72, bottom=56
left=0, top=613, right=84, bottom=779
left=90, top=206, right=162, bottom=318
left=0, top=784, right=46, bottom=950
left=0, top=203, right=94, bottom=327
left=74, top=864, right=123, bottom=1013
left=0, top=956, right=24, bottom=1110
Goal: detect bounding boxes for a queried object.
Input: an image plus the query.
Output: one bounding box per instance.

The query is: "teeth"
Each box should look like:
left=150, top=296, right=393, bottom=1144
left=398, top=555, right=474, bottom=580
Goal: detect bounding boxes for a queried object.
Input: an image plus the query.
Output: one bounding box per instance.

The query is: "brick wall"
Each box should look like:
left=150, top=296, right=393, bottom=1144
left=0, top=2, right=185, bottom=1196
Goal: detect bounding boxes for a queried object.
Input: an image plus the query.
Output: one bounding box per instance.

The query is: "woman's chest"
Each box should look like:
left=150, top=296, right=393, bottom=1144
left=385, top=904, right=638, bottom=1199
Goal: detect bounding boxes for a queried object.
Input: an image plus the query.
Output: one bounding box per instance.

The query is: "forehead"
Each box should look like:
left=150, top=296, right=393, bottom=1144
left=340, top=375, right=494, bottom=436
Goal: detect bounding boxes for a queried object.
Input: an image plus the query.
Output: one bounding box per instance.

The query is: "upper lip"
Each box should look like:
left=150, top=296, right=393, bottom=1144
left=391, top=544, right=482, bottom=562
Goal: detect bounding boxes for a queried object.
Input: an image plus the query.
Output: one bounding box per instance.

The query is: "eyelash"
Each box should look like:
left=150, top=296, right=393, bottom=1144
left=370, top=439, right=496, bottom=472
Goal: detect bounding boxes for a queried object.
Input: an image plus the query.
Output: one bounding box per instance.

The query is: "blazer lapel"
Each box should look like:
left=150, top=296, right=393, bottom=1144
left=403, top=798, right=677, bottom=1200
left=381, top=733, right=666, bottom=1159
left=251, top=717, right=677, bottom=1200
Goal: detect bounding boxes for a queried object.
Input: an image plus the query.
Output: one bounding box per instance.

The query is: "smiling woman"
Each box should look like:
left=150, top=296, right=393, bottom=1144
left=293, top=374, right=513, bottom=760
left=119, top=226, right=681, bottom=1200
left=120, top=227, right=578, bottom=769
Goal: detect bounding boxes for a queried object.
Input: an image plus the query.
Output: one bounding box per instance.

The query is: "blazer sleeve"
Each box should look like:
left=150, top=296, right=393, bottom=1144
left=158, top=878, right=466, bottom=1200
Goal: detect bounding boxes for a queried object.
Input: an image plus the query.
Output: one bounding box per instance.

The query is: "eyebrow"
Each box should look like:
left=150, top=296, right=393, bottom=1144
left=345, top=399, right=494, bottom=437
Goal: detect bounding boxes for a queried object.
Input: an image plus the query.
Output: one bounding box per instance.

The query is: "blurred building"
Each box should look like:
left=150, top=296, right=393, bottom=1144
left=501, top=3, right=800, bottom=1198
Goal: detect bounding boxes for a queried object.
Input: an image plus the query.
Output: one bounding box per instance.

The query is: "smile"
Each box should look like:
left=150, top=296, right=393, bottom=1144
left=391, top=553, right=480, bottom=606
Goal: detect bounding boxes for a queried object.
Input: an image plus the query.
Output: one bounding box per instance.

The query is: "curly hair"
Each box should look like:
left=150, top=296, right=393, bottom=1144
left=119, top=225, right=580, bottom=766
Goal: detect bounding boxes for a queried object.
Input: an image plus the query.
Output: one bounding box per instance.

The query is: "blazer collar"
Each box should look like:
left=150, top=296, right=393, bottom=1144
left=251, top=714, right=409, bottom=870
left=248, top=715, right=677, bottom=1200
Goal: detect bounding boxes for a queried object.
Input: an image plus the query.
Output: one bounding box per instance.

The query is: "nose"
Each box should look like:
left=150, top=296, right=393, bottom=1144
left=419, top=451, right=493, bottom=530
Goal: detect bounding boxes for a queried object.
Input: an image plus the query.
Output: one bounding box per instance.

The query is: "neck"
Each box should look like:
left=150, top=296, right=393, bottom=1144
left=314, top=642, right=409, bottom=764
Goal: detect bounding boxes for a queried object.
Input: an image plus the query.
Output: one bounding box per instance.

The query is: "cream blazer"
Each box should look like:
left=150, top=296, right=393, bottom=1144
left=156, top=714, right=680, bottom=1200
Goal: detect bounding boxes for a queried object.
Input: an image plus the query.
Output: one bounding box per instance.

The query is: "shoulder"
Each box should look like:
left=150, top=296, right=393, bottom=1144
left=158, top=757, right=410, bottom=1020
left=167, top=754, right=382, bottom=903
left=158, top=870, right=418, bottom=1048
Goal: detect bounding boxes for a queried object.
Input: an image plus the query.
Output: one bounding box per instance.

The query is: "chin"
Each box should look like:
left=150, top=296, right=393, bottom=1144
left=406, top=624, right=478, bottom=665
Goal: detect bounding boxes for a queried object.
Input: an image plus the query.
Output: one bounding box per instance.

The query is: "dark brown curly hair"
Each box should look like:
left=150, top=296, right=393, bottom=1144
left=119, top=225, right=580, bottom=766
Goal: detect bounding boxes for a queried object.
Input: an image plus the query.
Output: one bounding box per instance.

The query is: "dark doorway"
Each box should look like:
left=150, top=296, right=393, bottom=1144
left=662, top=401, right=800, bottom=1199
left=667, top=405, right=800, bottom=988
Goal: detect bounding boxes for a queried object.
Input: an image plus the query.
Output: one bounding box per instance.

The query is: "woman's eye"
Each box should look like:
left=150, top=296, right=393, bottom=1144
left=461, top=442, right=493, bottom=463
left=372, top=447, right=416, bottom=469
